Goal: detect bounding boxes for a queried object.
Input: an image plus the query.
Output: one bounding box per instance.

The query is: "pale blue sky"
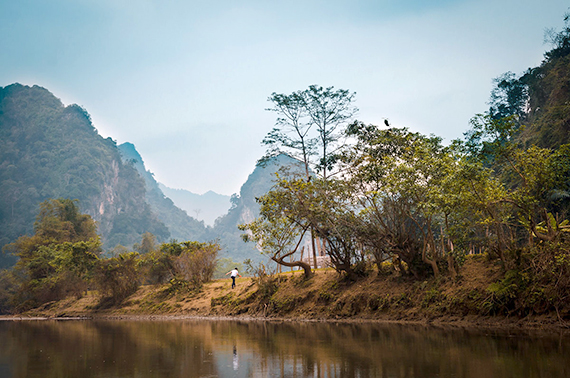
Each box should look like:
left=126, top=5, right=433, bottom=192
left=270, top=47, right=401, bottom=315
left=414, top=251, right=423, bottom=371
left=1, top=0, right=567, bottom=195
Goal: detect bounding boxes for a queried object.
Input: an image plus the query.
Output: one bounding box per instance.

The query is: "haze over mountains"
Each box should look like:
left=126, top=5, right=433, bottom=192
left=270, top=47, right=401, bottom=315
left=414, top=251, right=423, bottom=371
left=0, top=84, right=289, bottom=267
left=158, top=184, right=230, bottom=226
left=116, top=142, right=207, bottom=243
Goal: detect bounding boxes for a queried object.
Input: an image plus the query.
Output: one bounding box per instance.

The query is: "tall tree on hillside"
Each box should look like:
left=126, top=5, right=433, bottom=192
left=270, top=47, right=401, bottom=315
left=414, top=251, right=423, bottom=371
left=261, top=85, right=357, bottom=180
left=262, top=91, right=316, bottom=178
left=544, top=11, right=570, bottom=61
left=134, top=232, right=157, bottom=254
left=259, top=85, right=357, bottom=270
left=304, top=85, right=357, bottom=180
left=488, top=72, right=529, bottom=120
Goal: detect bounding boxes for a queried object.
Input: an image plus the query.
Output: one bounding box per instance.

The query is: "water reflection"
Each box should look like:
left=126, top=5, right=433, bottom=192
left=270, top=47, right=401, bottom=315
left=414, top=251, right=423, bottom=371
left=0, top=318, right=568, bottom=377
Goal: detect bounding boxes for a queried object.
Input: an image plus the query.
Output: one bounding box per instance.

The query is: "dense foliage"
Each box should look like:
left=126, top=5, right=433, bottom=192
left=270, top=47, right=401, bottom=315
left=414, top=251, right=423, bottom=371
left=1, top=199, right=101, bottom=311
left=240, top=17, right=570, bottom=318
left=0, top=198, right=220, bottom=313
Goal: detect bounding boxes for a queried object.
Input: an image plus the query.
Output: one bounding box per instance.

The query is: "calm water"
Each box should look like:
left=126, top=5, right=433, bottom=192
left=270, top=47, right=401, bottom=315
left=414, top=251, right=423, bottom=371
left=0, top=319, right=568, bottom=378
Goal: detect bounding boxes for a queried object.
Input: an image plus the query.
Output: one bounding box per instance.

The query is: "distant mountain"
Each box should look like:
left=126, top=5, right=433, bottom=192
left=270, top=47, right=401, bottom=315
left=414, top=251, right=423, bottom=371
left=158, top=184, right=230, bottom=226
left=206, top=154, right=305, bottom=263
left=0, top=84, right=172, bottom=264
left=0, top=84, right=320, bottom=268
left=117, top=143, right=207, bottom=242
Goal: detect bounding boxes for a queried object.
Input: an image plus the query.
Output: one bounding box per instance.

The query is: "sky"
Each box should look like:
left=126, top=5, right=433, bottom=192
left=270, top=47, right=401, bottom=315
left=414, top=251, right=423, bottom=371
left=1, top=0, right=568, bottom=195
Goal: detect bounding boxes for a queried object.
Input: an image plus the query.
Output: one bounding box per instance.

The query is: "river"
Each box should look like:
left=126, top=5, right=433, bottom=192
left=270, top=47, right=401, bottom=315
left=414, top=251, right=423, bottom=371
left=0, top=318, right=568, bottom=377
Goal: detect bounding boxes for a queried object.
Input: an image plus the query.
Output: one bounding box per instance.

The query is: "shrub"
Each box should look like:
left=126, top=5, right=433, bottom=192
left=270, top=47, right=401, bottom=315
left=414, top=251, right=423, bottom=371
left=138, top=250, right=174, bottom=284
left=95, top=252, right=140, bottom=305
left=137, top=241, right=221, bottom=291
left=172, top=242, right=220, bottom=290
left=0, top=270, right=18, bottom=314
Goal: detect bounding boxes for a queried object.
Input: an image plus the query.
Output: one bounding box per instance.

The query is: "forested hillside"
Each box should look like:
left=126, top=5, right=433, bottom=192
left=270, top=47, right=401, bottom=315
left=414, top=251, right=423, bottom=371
left=117, top=143, right=207, bottom=242
left=489, top=20, right=570, bottom=148
left=207, top=154, right=304, bottom=263
left=0, top=84, right=171, bottom=265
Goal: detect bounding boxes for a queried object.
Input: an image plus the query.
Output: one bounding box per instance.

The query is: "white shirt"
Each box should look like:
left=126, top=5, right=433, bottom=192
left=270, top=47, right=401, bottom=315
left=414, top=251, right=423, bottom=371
left=230, top=269, right=239, bottom=277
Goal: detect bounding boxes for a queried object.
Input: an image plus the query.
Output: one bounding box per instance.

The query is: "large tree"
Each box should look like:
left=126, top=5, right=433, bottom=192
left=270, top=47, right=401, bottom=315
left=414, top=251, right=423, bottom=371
left=259, top=85, right=357, bottom=270
left=262, top=85, right=357, bottom=180
left=262, top=91, right=316, bottom=178
left=488, top=72, right=529, bottom=120
left=341, top=122, right=478, bottom=277
left=240, top=176, right=364, bottom=279
left=239, top=178, right=314, bottom=279
left=303, top=85, right=357, bottom=180
left=4, top=198, right=101, bottom=310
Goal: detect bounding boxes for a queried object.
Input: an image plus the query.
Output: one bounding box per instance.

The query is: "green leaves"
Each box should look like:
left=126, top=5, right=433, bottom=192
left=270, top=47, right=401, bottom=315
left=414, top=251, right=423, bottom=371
left=263, top=85, right=357, bottom=179
left=463, top=114, right=521, bottom=164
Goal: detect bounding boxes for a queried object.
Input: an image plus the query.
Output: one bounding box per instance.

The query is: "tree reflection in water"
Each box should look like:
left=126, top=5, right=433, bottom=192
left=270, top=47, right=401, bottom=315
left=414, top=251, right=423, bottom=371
left=0, top=319, right=568, bottom=377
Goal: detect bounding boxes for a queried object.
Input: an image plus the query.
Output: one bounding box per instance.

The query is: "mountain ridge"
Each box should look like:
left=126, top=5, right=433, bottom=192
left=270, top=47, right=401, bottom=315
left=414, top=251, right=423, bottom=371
left=117, top=142, right=207, bottom=242
left=157, top=183, right=230, bottom=226
left=206, top=153, right=306, bottom=263
left=0, top=83, right=320, bottom=267
left=0, top=84, right=170, bottom=262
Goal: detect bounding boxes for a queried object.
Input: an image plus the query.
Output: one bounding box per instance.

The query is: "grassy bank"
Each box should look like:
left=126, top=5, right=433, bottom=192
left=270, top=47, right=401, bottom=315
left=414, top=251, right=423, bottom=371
left=12, top=255, right=568, bottom=332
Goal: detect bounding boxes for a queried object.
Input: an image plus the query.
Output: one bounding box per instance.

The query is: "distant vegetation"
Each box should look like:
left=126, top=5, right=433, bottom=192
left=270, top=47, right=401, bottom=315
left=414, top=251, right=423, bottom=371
left=0, top=84, right=295, bottom=268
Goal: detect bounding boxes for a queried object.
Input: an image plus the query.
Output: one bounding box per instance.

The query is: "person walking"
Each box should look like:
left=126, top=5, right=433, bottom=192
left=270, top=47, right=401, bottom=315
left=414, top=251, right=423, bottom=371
left=226, top=267, right=242, bottom=289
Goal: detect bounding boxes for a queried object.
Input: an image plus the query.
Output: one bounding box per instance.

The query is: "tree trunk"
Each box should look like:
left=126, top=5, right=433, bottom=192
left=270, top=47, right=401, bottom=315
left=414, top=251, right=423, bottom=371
left=315, top=237, right=322, bottom=256
left=422, top=224, right=440, bottom=277
left=446, top=239, right=457, bottom=278
left=272, top=256, right=313, bottom=279
left=422, top=242, right=440, bottom=277
left=442, top=219, right=457, bottom=278
left=311, top=227, right=318, bottom=269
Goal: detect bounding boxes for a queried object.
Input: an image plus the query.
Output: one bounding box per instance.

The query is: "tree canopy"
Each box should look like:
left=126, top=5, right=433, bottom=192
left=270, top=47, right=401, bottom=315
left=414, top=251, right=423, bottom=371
left=261, top=85, right=357, bottom=180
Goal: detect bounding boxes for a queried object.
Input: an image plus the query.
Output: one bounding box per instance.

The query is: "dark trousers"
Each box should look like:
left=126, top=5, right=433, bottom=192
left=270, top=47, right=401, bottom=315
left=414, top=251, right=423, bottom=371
left=231, top=276, right=236, bottom=288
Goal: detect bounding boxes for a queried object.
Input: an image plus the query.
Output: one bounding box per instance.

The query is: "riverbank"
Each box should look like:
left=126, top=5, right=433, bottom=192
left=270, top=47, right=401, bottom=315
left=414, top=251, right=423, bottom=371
left=8, top=255, right=570, bottom=333
left=1, top=314, right=567, bottom=337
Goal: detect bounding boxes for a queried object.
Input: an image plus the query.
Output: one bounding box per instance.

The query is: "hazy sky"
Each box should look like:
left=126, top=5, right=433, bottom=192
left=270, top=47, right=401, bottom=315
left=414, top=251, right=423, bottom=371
left=1, top=0, right=567, bottom=195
